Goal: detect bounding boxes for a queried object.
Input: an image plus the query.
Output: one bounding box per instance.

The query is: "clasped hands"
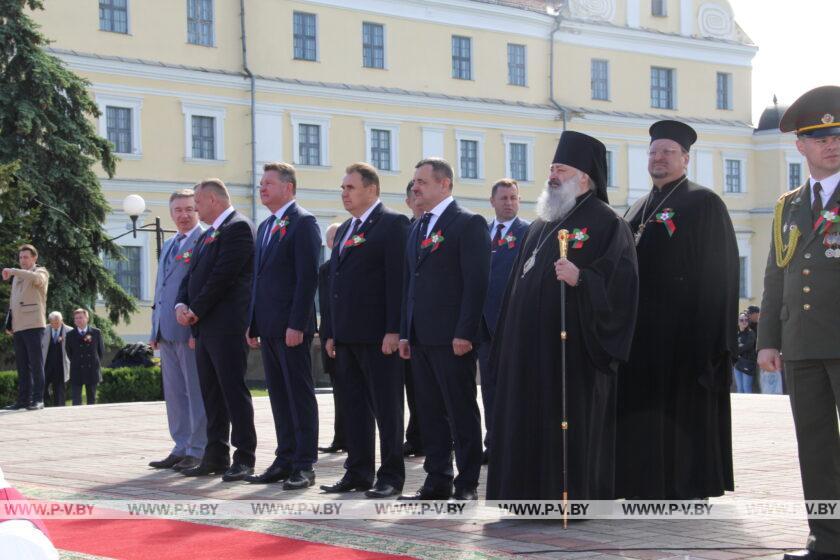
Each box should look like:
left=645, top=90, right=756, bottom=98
left=175, top=306, right=198, bottom=326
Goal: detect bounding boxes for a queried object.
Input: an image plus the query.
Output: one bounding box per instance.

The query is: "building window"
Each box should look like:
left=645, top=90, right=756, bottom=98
left=104, top=246, right=142, bottom=299
left=738, top=256, right=748, bottom=298
left=591, top=59, right=610, bottom=101
left=370, top=129, right=391, bottom=171
left=717, top=72, right=732, bottom=110
left=650, top=66, right=675, bottom=109
left=510, top=143, right=528, bottom=182
left=725, top=159, right=742, bottom=193
left=652, top=0, right=667, bottom=16
left=299, top=124, right=321, bottom=166
left=605, top=150, right=615, bottom=187
left=460, top=140, right=478, bottom=179
left=452, top=35, right=472, bottom=80
left=294, top=12, right=317, bottom=61
left=362, top=22, right=384, bottom=69
left=187, top=0, right=214, bottom=46
left=99, top=0, right=128, bottom=33
left=106, top=107, right=132, bottom=154
left=191, top=116, right=216, bottom=160
left=789, top=162, right=802, bottom=190
left=507, top=44, right=526, bottom=86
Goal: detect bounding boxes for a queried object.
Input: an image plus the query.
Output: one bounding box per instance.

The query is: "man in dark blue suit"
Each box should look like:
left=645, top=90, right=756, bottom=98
left=402, top=182, right=424, bottom=458
left=398, top=158, right=490, bottom=501
left=246, top=162, right=321, bottom=490
left=175, top=179, right=257, bottom=482
left=320, top=163, right=409, bottom=499
left=478, top=178, right=529, bottom=464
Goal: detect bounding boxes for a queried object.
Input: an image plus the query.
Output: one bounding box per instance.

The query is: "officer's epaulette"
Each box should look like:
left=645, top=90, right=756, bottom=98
left=776, top=188, right=801, bottom=204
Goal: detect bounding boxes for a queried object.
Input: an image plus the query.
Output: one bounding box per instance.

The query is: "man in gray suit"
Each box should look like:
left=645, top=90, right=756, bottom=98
left=148, top=189, right=207, bottom=471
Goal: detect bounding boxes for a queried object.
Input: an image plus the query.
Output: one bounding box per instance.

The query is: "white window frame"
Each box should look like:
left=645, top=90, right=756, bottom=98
left=604, top=144, right=620, bottom=190
left=186, top=0, right=215, bottom=47
left=455, top=130, right=485, bottom=181
left=786, top=153, right=805, bottom=191
left=293, top=11, right=319, bottom=62
left=291, top=114, right=331, bottom=167
left=361, top=21, right=387, bottom=70
left=507, top=43, right=527, bottom=87
left=95, top=93, right=143, bottom=158
left=591, top=58, right=610, bottom=101
left=99, top=0, right=131, bottom=34
left=503, top=134, right=535, bottom=183
left=451, top=35, right=473, bottom=81
left=181, top=102, right=226, bottom=162
left=716, top=72, right=733, bottom=111
left=364, top=121, right=400, bottom=173
left=722, top=152, right=748, bottom=194
left=736, top=233, right=752, bottom=299
left=103, top=213, right=150, bottom=302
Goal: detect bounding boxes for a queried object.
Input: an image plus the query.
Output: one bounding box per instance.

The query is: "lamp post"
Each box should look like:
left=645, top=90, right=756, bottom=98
left=111, top=194, right=177, bottom=259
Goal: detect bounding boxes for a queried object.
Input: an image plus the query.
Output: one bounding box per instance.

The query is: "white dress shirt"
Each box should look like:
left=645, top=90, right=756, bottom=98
left=340, top=200, right=381, bottom=248
left=211, top=206, right=236, bottom=230
left=488, top=218, right=516, bottom=241
left=810, top=171, right=840, bottom=207
left=422, top=196, right=455, bottom=238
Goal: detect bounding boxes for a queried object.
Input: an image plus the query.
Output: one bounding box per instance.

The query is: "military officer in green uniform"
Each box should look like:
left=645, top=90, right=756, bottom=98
left=758, top=85, right=840, bottom=560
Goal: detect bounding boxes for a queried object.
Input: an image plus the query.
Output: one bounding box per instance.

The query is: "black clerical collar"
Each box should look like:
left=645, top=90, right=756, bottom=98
left=653, top=175, right=686, bottom=196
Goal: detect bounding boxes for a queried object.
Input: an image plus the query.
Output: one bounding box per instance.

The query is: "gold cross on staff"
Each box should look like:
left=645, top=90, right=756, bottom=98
left=558, top=229, right=569, bottom=259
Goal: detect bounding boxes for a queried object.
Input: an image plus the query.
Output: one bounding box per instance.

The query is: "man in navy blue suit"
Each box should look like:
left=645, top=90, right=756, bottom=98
left=478, top=178, right=529, bottom=464
left=246, top=162, right=321, bottom=490
left=175, top=179, right=257, bottom=482
left=398, top=158, right=490, bottom=501
left=320, top=162, right=409, bottom=499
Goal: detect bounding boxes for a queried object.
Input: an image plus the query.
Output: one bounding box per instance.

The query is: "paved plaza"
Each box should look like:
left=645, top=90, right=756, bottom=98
left=0, top=392, right=812, bottom=559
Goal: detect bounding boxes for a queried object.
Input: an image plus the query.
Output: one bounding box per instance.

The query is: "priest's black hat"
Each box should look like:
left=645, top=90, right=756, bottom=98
left=552, top=130, right=609, bottom=203
left=780, top=85, right=840, bottom=138
left=649, top=120, right=698, bottom=152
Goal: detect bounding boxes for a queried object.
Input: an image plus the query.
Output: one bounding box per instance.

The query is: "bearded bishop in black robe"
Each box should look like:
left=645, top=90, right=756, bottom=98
left=616, top=120, right=738, bottom=500
left=486, top=131, right=638, bottom=500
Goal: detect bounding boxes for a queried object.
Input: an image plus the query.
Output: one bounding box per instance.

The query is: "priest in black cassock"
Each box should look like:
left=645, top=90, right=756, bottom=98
left=616, top=120, right=738, bottom=500
left=486, top=131, right=638, bottom=500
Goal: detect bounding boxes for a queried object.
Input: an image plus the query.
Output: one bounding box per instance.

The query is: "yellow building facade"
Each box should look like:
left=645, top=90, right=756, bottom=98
left=29, top=0, right=797, bottom=340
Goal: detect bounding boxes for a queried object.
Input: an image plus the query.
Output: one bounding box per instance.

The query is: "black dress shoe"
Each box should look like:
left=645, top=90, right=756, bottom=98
left=317, top=443, right=346, bottom=453
left=246, top=464, right=293, bottom=484
left=26, top=401, right=44, bottom=411
left=3, top=403, right=28, bottom=411
left=402, top=442, right=425, bottom=457
left=181, top=461, right=230, bottom=477
left=222, top=463, right=254, bottom=482
left=452, top=487, right=478, bottom=501
left=482, top=450, right=489, bottom=465
left=320, top=477, right=371, bottom=493
left=365, top=482, right=400, bottom=499
left=283, top=469, right=315, bottom=490
left=397, top=486, right=452, bottom=501
left=172, top=456, right=200, bottom=471
left=149, top=454, right=184, bottom=469
left=783, top=550, right=840, bottom=560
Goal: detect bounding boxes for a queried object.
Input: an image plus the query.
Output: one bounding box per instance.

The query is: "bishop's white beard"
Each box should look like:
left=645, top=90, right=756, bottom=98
left=535, top=176, right=579, bottom=222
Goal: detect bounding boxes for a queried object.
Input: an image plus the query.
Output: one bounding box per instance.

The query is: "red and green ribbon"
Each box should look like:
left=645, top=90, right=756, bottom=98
left=420, top=230, right=445, bottom=252
left=344, top=232, right=366, bottom=248
left=499, top=234, right=516, bottom=249
left=655, top=208, right=677, bottom=237
left=814, top=208, right=840, bottom=235
left=571, top=228, right=589, bottom=249
left=270, top=218, right=290, bottom=240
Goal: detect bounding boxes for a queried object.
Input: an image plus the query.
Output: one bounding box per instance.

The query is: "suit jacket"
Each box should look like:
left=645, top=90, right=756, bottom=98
left=317, top=260, right=335, bottom=375
left=324, top=202, right=408, bottom=344
left=7, top=266, right=48, bottom=332
left=177, top=210, right=255, bottom=337
left=400, top=200, right=490, bottom=345
left=43, top=324, right=72, bottom=382
left=758, top=180, right=840, bottom=360
left=249, top=202, right=321, bottom=338
left=483, top=216, right=529, bottom=337
left=65, top=327, right=105, bottom=385
left=151, top=227, right=204, bottom=343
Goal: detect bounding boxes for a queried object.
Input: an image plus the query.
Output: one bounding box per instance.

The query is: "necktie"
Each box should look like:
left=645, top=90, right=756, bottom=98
left=418, top=212, right=432, bottom=247
left=166, top=233, right=185, bottom=267
left=52, top=330, right=58, bottom=343
left=341, top=218, right=362, bottom=254
left=491, top=223, right=505, bottom=249
left=812, top=182, right=824, bottom=225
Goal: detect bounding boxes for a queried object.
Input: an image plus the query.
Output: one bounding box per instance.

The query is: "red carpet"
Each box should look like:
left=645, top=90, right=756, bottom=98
left=44, top=516, right=409, bottom=559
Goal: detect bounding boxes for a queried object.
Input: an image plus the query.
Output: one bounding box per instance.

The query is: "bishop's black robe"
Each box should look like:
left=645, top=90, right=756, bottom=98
left=616, top=176, right=738, bottom=499
left=486, top=193, right=638, bottom=500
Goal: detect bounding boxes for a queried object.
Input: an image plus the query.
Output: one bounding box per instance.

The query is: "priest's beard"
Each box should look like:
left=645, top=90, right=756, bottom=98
left=535, top=176, right=578, bottom=222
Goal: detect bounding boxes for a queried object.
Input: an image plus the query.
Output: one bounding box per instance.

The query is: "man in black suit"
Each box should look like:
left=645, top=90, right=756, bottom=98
left=402, top=182, right=424, bottom=458
left=478, top=178, right=529, bottom=464
left=246, top=162, right=321, bottom=490
left=317, top=222, right=346, bottom=454
left=65, top=308, right=104, bottom=405
left=175, top=178, right=257, bottom=482
left=320, top=162, right=409, bottom=499
left=398, top=158, right=490, bottom=501
left=43, top=311, right=70, bottom=406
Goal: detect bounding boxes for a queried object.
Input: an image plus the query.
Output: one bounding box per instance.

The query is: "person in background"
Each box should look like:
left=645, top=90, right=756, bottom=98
left=402, top=180, right=424, bottom=458
left=733, top=313, right=757, bottom=394
left=65, top=308, right=104, bottom=406
left=42, top=312, right=70, bottom=407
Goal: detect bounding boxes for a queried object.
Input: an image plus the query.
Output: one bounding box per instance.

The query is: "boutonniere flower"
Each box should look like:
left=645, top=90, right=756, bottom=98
left=271, top=218, right=290, bottom=241
left=655, top=208, right=677, bottom=237
left=83, top=334, right=93, bottom=344
left=571, top=228, right=589, bottom=249
left=499, top=234, right=517, bottom=249
left=203, top=230, right=220, bottom=245
left=814, top=208, right=840, bottom=234
left=344, top=232, right=366, bottom=248
left=175, top=250, right=192, bottom=265
left=420, top=230, right=445, bottom=252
